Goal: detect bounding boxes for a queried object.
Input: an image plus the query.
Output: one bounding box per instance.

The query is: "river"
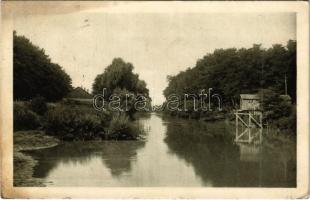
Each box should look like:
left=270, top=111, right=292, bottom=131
left=26, top=113, right=296, bottom=187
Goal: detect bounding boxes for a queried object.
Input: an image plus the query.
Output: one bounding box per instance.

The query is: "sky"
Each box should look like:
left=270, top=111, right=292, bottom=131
left=12, top=4, right=296, bottom=105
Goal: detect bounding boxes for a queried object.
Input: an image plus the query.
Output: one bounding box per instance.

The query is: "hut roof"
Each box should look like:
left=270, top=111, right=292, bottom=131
left=66, top=87, right=92, bottom=99
left=240, top=94, right=259, bottom=100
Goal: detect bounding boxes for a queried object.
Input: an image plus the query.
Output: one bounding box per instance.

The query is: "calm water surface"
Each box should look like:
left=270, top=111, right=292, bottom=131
left=27, top=113, right=296, bottom=187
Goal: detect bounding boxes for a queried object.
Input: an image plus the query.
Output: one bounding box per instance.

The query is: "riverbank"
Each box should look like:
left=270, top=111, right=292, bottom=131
left=163, top=111, right=295, bottom=145
left=13, top=114, right=296, bottom=187
left=14, top=130, right=60, bottom=186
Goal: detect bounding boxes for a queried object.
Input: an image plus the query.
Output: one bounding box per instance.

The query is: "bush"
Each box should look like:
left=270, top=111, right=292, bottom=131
left=97, top=109, right=112, bottom=128
left=275, top=106, right=296, bottom=135
left=44, top=104, right=144, bottom=141
left=259, top=89, right=292, bottom=121
left=14, top=103, right=41, bottom=131
left=108, top=112, right=144, bottom=140
left=30, top=96, right=48, bottom=115
left=44, top=106, right=103, bottom=140
left=259, top=89, right=296, bottom=135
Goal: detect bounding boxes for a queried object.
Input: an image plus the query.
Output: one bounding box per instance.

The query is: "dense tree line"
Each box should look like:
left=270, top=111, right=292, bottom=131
left=13, top=31, right=72, bottom=101
left=164, top=40, right=296, bottom=108
left=163, top=41, right=296, bottom=133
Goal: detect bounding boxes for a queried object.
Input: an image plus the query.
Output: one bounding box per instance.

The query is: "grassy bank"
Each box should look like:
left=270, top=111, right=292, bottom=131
left=14, top=130, right=59, bottom=186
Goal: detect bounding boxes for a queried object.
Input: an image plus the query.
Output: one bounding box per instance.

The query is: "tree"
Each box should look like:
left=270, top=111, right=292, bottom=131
left=286, top=40, right=297, bottom=103
left=92, top=58, right=149, bottom=98
left=13, top=31, right=72, bottom=101
left=92, top=58, right=151, bottom=116
left=258, top=88, right=295, bottom=134
left=164, top=41, right=296, bottom=110
left=258, top=88, right=291, bottom=122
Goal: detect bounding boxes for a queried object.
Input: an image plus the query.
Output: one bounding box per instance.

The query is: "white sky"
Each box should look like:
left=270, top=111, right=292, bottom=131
left=13, top=8, right=296, bottom=105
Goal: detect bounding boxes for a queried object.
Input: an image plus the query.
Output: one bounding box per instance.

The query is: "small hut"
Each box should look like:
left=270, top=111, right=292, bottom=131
left=67, top=87, right=92, bottom=99
left=239, top=94, right=260, bottom=111
left=65, top=87, right=93, bottom=104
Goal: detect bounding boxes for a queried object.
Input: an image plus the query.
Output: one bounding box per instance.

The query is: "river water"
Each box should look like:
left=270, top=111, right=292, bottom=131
left=27, top=113, right=296, bottom=187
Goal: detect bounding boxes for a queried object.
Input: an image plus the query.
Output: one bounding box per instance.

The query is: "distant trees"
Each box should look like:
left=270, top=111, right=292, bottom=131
left=13, top=31, right=72, bottom=101
left=164, top=40, right=296, bottom=108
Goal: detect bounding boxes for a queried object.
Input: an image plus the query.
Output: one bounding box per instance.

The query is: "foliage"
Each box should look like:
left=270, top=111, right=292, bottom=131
left=259, top=88, right=295, bottom=134
left=258, top=89, right=290, bottom=121
left=44, top=105, right=102, bottom=140
left=44, top=104, right=145, bottom=141
left=92, top=58, right=149, bottom=97
left=13, top=31, right=72, bottom=101
left=163, top=41, right=296, bottom=126
left=164, top=41, right=296, bottom=108
left=30, top=95, right=48, bottom=115
left=14, top=103, right=41, bottom=131
left=109, top=88, right=136, bottom=119
left=108, top=112, right=144, bottom=140
left=92, top=58, right=151, bottom=115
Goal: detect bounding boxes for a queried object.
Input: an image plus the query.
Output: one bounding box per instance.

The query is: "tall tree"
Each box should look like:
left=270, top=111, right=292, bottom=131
left=92, top=58, right=149, bottom=98
left=13, top=31, right=72, bottom=101
left=92, top=58, right=151, bottom=116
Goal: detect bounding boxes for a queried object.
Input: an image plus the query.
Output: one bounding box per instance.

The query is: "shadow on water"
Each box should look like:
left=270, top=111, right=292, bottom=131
left=26, top=140, right=145, bottom=179
left=163, top=116, right=296, bottom=187
left=24, top=113, right=295, bottom=187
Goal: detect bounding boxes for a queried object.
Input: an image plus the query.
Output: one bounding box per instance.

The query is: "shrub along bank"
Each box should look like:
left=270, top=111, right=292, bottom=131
left=13, top=100, right=146, bottom=141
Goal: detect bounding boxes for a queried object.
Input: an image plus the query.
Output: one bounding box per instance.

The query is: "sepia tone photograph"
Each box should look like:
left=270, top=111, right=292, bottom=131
left=0, top=1, right=309, bottom=198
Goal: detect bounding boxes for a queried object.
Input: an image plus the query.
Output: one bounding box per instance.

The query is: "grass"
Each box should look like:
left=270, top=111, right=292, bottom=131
left=14, top=130, right=60, bottom=186
left=14, top=130, right=59, bottom=150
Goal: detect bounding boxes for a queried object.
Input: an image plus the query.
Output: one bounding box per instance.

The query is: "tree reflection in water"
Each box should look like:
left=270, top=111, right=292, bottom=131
left=100, top=141, right=145, bottom=177
left=26, top=140, right=145, bottom=179
left=25, top=114, right=295, bottom=187
left=163, top=118, right=296, bottom=187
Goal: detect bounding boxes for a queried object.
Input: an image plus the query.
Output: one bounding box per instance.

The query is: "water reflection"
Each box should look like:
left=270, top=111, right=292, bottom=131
left=100, top=142, right=145, bottom=177
left=163, top=116, right=296, bottom=187
left=25, top=113, right=295, bottom=187
left=27, top=140, right=145, bottom=180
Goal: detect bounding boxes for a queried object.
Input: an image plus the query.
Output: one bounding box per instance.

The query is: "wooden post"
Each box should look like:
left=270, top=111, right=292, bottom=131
left=285, top=74, right=287, bottom=96
left=235, top=113, right=238, bottom=142
left=248, top=113, right=251, bottom=143
left=260, top=112, right=263, bottom=143
left=235, top=110, right=263, bottom=144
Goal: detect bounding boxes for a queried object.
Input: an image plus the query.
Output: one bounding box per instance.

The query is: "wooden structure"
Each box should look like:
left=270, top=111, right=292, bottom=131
left=235, top=94, right=263, bottom=144
left=240, top=94, right=260, bottom=111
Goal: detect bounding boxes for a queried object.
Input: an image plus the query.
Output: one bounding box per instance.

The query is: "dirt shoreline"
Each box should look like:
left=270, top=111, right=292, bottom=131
left=14, top=130, right=60, bottom=186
